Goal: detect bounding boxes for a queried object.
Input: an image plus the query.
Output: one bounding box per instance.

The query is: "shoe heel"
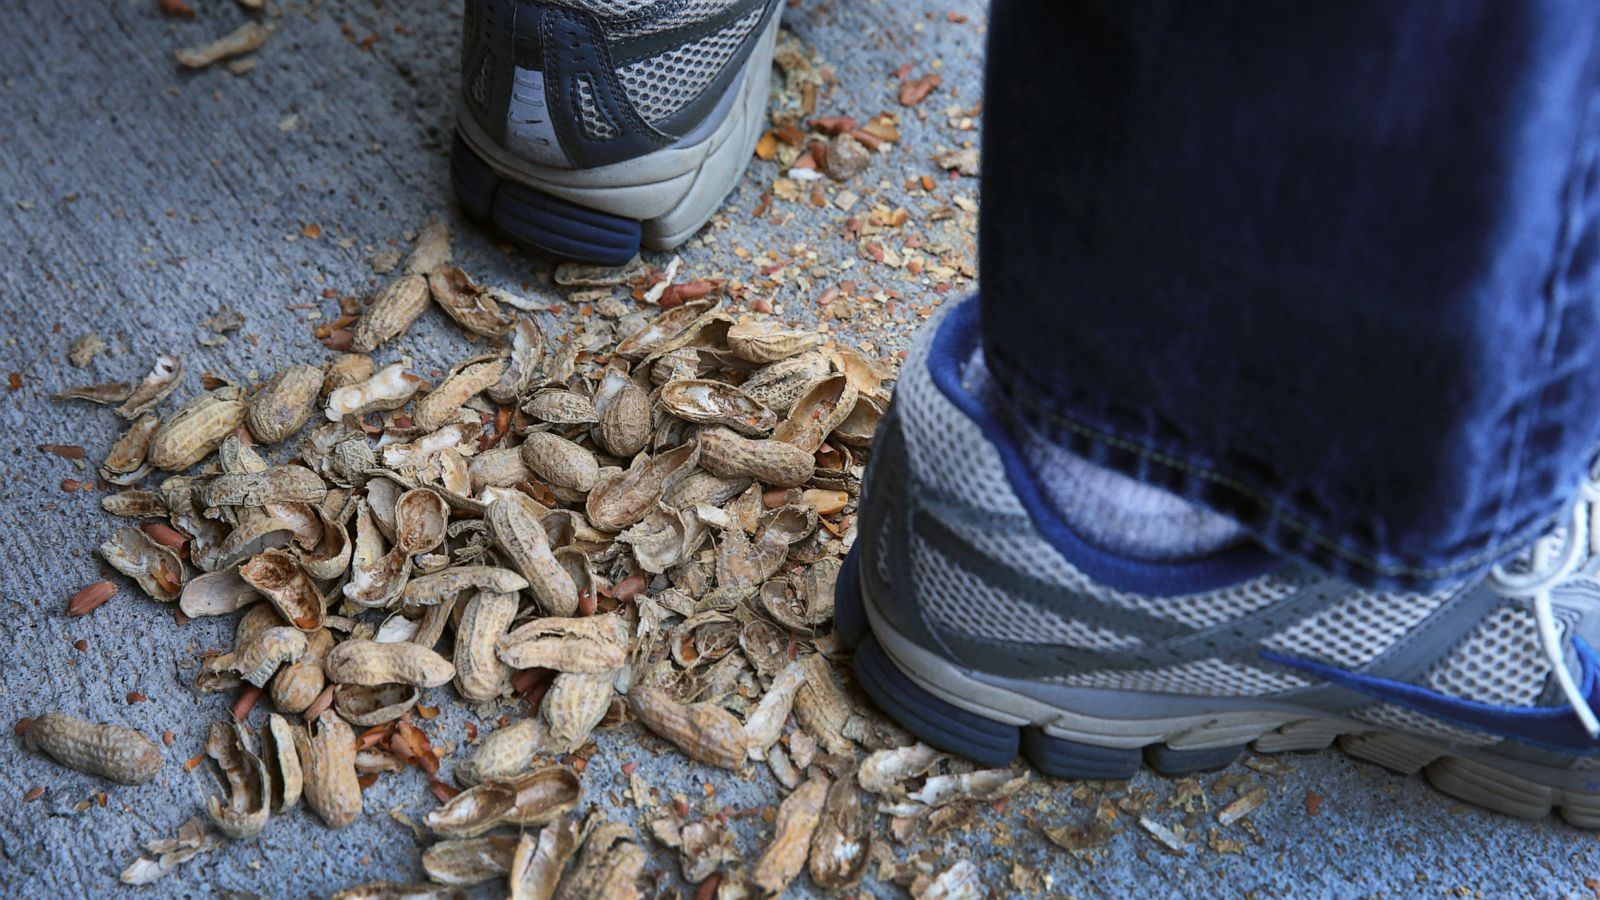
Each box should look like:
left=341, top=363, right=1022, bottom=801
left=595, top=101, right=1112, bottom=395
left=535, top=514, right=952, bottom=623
left=451, top=132, right=644, bottom=266
left=842, top=544, right=1231, bottom=780
left=451, top=132, right=498, bottom=222
left=852, top=635, right=1020, bottom=767
left=492, top=180, right=642, bottom=266
left=833, top=546, right=867, bottom=650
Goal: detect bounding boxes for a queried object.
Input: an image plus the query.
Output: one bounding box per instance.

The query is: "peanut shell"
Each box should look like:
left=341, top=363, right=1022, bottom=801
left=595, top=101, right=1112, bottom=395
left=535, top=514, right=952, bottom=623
left=247, top=364, right=323, bottom=444
left=626, top=686, right=745, bottom=771
left=147, top=389, right=248, bottom=471
left=324, top=639, right=455, bottom=688
left=22, top=713, right=162, bottom=785
left=351, top=274, right=429, bottom=353
left=304, top=713, right=362, bottom=828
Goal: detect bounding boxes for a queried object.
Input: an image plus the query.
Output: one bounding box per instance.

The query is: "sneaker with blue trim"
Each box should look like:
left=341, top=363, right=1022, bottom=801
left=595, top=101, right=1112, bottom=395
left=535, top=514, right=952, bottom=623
left=453, top=0, right=784, bottom=265
left=835, top=295, right=1600, bottom=826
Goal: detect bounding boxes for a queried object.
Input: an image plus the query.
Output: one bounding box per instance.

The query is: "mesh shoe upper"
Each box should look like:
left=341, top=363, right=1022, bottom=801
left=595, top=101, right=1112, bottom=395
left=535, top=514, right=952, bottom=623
left=858, top=295, right=1600, bottom=763
left=609, top=1, right=767, bottom=123
left=459, top=0, right=780, bottom=169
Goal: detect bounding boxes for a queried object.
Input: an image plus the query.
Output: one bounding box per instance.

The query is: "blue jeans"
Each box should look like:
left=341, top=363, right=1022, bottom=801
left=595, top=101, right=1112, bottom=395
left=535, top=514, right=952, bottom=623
left=979, top=0, right=1600, bottom=590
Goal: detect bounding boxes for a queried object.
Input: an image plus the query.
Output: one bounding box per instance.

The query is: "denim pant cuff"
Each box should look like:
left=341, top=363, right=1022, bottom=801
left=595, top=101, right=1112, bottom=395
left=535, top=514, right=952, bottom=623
left=985, top=342, right=1568, bottom=592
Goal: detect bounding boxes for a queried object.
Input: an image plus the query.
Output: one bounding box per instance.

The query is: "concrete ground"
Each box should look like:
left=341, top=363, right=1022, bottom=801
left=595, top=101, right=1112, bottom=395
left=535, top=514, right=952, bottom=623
left=0, top=0, right=1595, bottom=896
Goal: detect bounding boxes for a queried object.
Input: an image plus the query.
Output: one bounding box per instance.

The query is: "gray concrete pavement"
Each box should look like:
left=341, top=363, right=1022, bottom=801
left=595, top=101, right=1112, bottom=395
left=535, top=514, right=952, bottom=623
left=0, top=1, right=1594, bottom=896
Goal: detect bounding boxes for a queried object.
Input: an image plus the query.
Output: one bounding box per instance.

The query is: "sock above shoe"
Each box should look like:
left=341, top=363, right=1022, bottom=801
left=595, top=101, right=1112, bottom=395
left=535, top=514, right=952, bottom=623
left=965, top=350, right=1248, bottom=561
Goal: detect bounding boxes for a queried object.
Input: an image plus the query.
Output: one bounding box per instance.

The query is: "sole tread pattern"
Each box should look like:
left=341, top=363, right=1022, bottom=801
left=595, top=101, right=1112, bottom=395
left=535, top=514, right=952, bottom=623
left=838, top=546, right=1600, bottom=827
left=452, top=132, right=643, bottom=266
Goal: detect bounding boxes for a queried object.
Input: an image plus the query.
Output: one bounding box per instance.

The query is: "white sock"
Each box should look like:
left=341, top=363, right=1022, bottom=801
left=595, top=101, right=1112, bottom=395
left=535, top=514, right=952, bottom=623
left=966, top=351, right=1248, bottom=560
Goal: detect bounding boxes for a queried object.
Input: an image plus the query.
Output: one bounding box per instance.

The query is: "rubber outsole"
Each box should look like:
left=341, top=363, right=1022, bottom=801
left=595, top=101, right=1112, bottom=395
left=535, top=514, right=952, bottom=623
left=452, top=132, right=643, bottom=266
left=833, top=546, right=867, bottom=648
left=838, top=545, right=1600, bottom=824
left=841, top=548, right=1245, bottom=779
left=854, top=635, right=1019, bottom=767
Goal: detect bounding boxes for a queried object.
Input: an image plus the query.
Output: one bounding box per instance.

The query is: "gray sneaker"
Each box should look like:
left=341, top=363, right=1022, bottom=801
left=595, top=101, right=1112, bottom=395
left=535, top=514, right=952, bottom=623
left=452, top=0, right=784, bottom=265
left=836, top=295, right=1600, bottom=826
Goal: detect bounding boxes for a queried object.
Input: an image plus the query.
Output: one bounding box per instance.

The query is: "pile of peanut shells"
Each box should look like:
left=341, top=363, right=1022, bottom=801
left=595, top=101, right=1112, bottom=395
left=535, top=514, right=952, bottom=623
left=34, top=222, right=1020, bottom=899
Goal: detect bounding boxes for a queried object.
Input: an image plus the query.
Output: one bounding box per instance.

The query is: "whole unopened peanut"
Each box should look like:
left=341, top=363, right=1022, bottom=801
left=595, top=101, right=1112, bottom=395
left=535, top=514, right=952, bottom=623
left=22, top=713, right=162, bottom=785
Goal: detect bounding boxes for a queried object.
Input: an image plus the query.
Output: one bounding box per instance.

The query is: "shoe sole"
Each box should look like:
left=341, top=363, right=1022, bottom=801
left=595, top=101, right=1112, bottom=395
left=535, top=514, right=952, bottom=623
left=450, top=10, right=782, bottom=265
left=837, top=546, right=1600, bottom=827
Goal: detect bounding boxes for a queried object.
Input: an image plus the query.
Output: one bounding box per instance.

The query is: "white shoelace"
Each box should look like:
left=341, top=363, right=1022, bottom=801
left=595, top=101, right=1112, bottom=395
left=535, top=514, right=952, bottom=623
left=1487, top=474, right=1600, bottom=737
